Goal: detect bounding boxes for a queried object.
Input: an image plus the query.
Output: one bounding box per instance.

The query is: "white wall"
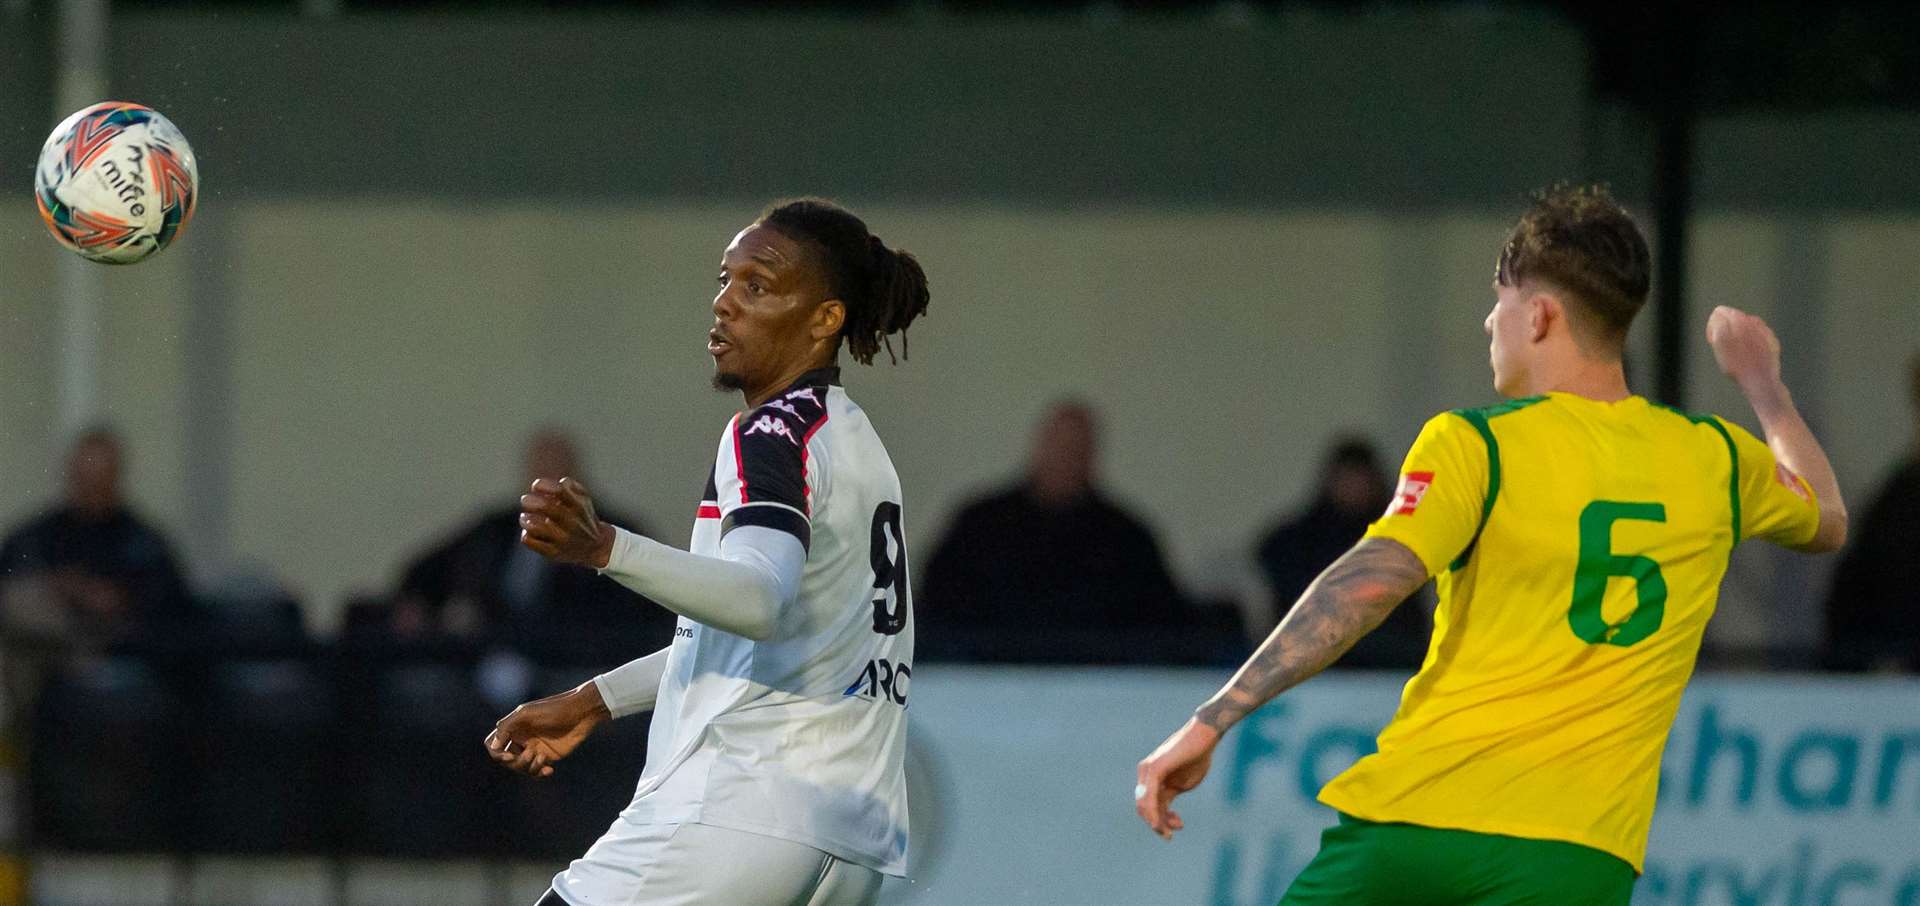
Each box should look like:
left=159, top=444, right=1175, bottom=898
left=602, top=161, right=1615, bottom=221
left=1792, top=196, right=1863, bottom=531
left=0, top=202, right=1914, bottom=641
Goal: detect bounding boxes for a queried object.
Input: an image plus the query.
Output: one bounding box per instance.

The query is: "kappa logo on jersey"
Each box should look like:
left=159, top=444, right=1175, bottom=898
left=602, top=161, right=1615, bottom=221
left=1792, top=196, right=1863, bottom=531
left=742, top=414, right=800, bottom=445
left=1389, top=471, right=1436, bottom=516
left=1775, top=463, right=1813, bottom=502
left=762, top=399, right=804, bottom=418
left=783, top=387, right=823, bottom=409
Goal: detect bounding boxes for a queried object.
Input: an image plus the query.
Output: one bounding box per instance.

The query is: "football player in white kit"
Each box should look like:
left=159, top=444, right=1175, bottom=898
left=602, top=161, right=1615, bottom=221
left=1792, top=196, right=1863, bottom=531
left=484, top=199, right=930, bottom=906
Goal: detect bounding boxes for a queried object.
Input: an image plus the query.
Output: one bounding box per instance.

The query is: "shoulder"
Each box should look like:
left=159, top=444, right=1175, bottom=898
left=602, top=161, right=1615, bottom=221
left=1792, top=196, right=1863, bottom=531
left=9, top=508, right=64, bottom=536
left=945, top=486, right=1025, bottom=525
left=1400, top=400, right=1548, bottom=455
left=0, top=509, right=59, bottom=551
left=1088, top=492, right=1159, bottom=538
left=736, top=385, right=832, bottom=452
left=1445, top=395, right=1550, bottom=429
left=112, top=510, right=181, bottom=560
left=1647, top=402, right=1755, bottom=457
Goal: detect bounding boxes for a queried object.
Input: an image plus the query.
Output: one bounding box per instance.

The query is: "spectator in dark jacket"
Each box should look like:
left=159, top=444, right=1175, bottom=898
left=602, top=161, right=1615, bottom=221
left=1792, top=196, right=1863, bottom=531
left=1823, top=355, right=1920, bottom=672
left=1253, top=436, right=1432, bottom=670
left=920, top=402, right=1229, bottom=663
left=0, top=428, right=192, bottom=648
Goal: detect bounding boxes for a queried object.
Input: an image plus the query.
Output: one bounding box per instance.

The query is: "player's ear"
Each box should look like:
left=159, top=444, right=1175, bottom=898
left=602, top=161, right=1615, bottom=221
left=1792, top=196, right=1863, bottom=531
left=810, top=299, right=846, bottom=342
left=1526, top=292, right=1556, bottom=343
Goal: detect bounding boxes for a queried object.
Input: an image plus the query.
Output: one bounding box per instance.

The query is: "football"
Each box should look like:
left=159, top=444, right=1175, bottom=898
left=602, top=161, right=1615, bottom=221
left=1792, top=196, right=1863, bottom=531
left=34, top=101, right=199, bottom=265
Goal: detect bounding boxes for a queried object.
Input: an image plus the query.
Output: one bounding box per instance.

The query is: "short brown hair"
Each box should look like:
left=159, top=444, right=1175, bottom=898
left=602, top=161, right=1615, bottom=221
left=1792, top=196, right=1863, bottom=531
left=1495, top=184, right=1652, bottom=346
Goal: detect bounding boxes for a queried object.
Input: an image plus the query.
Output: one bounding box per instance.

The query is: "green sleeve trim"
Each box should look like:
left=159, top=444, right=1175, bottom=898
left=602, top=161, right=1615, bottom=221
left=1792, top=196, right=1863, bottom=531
left=1447, top=410, right=1500, bottom=571
left=1444, top=395, right=1545, bottom=571
left=1703, top=418, right=1742, bottom=546
left=1650, top=403, right=1743, bottom=545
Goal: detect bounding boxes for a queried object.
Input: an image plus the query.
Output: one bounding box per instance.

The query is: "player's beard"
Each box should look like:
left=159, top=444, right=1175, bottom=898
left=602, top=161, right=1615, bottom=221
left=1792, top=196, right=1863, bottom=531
left=712, top=370, right=747, bottom=393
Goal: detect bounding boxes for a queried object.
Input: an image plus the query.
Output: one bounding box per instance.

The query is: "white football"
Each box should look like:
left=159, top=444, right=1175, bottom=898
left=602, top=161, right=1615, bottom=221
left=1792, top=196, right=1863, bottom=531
left=35, top=101, right=200, bottom=265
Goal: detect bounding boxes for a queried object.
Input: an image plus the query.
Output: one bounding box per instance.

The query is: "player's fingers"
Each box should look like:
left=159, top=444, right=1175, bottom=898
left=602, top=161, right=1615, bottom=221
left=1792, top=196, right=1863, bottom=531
left=520, top=535, right=560, bottom=559
left=487, top=734, right=527, bottom=769
left=1706, top=307, right=1734, bottom=344
left=1150, top=786, right=1178, bottom=839
left=1134, top=770, right=1167, bottom=836
left=538, top=764, right=555, bottom=778
left=529, top=477, right=564, bottom=496
left=520, top=492, right=561, bottom=518
left=486, top=728, right=524, bottom=757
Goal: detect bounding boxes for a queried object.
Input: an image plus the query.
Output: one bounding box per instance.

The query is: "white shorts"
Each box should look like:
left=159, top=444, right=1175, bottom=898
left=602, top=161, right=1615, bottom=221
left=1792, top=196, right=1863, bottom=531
left=549, top=819, right=882, bottom=906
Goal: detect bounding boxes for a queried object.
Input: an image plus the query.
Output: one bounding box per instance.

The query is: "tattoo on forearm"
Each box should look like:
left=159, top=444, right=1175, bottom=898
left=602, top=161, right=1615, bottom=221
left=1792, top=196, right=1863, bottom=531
left=1193, top=538, right=1429, bottom=733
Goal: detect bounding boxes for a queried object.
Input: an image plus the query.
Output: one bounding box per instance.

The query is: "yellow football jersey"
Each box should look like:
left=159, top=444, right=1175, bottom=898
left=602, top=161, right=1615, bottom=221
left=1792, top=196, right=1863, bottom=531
left=1317, top=392, right=1821, bottom=871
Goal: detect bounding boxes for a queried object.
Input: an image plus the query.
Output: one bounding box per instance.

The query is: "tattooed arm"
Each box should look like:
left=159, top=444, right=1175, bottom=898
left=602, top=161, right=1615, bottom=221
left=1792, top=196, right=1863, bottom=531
left=1194, top=537, right=1429, bottom=732
left=1134, top=537, right=1430, bottom=839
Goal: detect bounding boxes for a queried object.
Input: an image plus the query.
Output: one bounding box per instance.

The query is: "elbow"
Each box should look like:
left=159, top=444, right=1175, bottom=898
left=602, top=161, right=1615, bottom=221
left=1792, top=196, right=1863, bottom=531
left=734, top=610, right=778, bottom=642
left=1822, top=511, right=1850, bottom=553
left=711, top=609, right=777, bottom=642
left=729, top=581, right=785, bottom=642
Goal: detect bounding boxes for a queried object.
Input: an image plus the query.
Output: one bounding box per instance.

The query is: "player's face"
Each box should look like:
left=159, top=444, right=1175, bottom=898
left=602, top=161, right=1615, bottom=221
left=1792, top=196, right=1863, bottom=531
left=65, top=437, right=122, bottom=517
left=1485, top=281, right=1533, bottom=397
left=710, top=224, right=833, bottom=400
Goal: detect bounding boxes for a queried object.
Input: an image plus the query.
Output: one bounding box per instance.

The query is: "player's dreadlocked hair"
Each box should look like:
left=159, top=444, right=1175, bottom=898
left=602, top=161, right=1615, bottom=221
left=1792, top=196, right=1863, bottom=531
left=759, top=199, right=930, bottom=366
left=1495, top=183, right=1652, bottom=348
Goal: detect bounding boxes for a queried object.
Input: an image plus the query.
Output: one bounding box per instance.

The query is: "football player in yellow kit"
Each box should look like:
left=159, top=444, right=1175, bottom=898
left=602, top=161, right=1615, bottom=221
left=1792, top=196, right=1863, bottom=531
left=1135, top=184, right=1848, bottom=905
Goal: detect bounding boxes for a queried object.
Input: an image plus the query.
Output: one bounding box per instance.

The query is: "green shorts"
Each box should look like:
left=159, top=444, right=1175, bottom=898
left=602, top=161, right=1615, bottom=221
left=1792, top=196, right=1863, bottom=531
left=1278, top=814, right=1635, bottom=906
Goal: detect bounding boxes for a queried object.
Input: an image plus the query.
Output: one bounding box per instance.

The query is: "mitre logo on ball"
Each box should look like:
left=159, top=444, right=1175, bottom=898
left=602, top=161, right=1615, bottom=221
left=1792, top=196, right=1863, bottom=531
left=34, top=101, right=200, bottom=265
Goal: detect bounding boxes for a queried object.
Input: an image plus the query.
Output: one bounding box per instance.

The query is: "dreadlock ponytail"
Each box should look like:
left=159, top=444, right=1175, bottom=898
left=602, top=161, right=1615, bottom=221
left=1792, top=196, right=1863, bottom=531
left=863, top=235, right=931, bottom=364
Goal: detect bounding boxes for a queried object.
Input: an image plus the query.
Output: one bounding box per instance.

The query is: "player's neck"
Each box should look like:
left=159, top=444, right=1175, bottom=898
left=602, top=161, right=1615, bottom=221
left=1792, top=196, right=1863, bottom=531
left=1529, top=357, right=1631, bottom=403
left=743, top=357, right=835, bottom=408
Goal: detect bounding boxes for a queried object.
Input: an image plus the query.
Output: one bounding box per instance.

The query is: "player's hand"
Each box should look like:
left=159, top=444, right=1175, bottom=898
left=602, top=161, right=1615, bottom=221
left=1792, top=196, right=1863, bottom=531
left=1135, top=717, right=1221, bottom=841
left=484, top=683, right=611, bottom=779
left=1706, top=305, right=1783, bottom=392
left=520, top=477, right=616, bottom=569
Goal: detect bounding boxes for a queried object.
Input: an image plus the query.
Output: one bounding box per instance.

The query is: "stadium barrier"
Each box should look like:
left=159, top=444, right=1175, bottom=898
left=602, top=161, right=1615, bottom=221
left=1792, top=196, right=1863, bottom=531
left=17, top=657, right=1918, bottom=905
left=889, top=668, right=1920, bottom=906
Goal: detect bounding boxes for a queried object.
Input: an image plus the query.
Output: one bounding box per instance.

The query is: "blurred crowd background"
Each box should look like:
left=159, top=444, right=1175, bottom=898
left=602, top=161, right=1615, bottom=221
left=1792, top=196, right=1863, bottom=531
left=0, top=0, right=1917, bottom=901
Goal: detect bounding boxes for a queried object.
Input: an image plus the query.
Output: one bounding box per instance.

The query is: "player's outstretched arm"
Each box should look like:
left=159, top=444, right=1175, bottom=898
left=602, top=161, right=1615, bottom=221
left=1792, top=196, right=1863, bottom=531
left=1134, top=537, right=1427, bottom=840
left=519, top=477, right=801, bottom=641
left=1194, top=537, right=1428, bottom=731
left=1707, top=306, right=1849, bottom=552
left=485, top=679, right=613, bottom=779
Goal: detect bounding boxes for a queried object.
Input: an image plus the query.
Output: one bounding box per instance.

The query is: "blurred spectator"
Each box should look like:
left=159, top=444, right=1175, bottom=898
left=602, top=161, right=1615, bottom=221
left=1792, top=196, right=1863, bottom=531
left=1822, top=355, right=1920, bottom=672
left=919, top=402, right=1232, bottom=663
left=0, top=428, right=192, bottom=648
left=1253, top=436, right=1431, bottom=670
left=390, top=429, right=676, bottom=666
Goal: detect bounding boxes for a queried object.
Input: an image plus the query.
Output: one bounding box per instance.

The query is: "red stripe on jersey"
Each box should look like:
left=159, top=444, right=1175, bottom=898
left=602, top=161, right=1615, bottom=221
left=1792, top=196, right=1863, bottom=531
left=799, top=412, right=829, bottom=516
left=730, top=414, right=748, bottom=504
left=697, top=504, right=721, bottom=520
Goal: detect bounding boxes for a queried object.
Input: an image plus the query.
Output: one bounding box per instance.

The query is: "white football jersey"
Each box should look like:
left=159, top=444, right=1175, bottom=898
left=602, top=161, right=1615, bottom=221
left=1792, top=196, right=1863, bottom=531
left=606, top=368, right=913, bottom=875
